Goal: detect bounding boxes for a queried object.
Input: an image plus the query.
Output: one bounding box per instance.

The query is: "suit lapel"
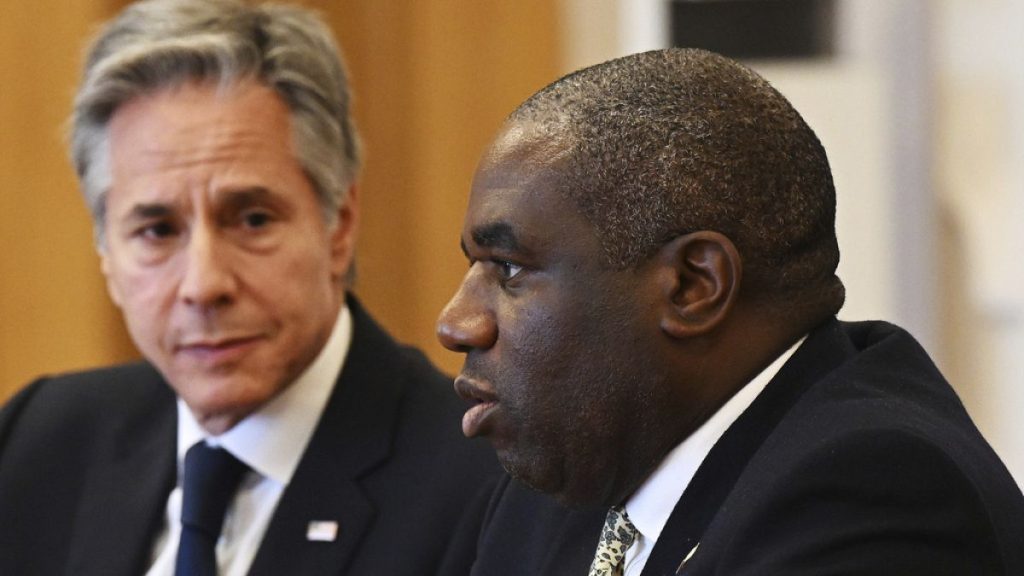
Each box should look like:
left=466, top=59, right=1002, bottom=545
left=642, top=319, right=855, bottom=575
left=248, top=299, right=405, bottom=576
left=65, top=381, right=176, bottom=576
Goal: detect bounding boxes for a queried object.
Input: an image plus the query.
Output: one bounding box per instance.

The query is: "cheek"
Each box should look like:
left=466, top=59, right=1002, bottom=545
left=257, top=244, right=337, bottom=306
left=500, top=305, right=596, bottom=420
left=108, top=264, right=174, bottom=319
left=106, top=270, right=177, bottom=359
left=517, top=301, right=639, bottom=417
left=276, top=229, right=336, bottom=276
left=515, top=303, right=606, bottom=377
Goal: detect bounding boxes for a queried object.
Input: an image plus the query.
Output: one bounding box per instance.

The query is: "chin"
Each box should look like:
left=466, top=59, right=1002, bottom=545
left=178, top=379, right=272, bottom=419
left=185, top=394, right=253, bottom=420
left=500, top=449, right=558, bottom=492
left=500, top=449, right=607, bottom=508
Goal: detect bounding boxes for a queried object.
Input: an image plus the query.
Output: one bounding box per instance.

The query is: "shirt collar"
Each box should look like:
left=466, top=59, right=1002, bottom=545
left=177, top=304, right=353, bottom=486
left=624, top=336, right=806, bottom=542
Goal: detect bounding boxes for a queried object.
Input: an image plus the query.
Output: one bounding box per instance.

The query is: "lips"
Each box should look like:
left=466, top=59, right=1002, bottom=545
left=454, top=376, right=500, bottom=438
left=175, top=335, right=264, bottom=365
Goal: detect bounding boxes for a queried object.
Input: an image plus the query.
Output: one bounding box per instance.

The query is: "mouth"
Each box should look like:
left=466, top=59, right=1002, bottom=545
left=175, top=335, right=263, bottom=365
left=454, top=376, right=500, bottom=438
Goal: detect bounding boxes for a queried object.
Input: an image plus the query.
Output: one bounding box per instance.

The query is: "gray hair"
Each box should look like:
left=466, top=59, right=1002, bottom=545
left=71, top=0, right=361, bottom=244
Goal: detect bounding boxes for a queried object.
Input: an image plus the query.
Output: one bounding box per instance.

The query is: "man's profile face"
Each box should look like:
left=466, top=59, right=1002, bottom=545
left=437, top=122, right=671, bottom=505
left=101, top=80, right=355, bottom=433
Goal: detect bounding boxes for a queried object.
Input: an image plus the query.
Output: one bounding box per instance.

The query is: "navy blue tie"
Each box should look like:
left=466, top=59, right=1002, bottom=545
left=175, top=442, right=248, bottom=576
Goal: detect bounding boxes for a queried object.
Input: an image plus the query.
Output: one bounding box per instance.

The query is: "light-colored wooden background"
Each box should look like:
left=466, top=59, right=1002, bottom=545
left=0, top=0, right=560, bottom=402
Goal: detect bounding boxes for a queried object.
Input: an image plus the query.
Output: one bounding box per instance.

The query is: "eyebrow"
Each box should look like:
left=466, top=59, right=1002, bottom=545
left=122, top=203, right=173, bottom=222
left=118, top=187, right=278, bottom=223
left=467, top=221, right=522, bottom=254
left=219, top=187, right=277, bottom=213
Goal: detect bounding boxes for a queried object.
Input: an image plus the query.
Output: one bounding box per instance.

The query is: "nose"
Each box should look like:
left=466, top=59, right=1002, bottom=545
left=437, top=273, right=497, bottom=353
left=177, top=225, right=237, bottom=309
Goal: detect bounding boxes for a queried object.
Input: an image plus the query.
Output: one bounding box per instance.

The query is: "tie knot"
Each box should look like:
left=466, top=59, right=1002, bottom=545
left=605, top=506, right=638, bottom=546
left=589, top=506, right=639, bottom=576
left=180, top=442, right=249, bottom=535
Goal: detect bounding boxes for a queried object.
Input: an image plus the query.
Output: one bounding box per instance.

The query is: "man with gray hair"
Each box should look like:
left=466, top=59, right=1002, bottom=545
left=438, top=48, right=1024, bottom=574
left=0, top=1, right=496, bottom=574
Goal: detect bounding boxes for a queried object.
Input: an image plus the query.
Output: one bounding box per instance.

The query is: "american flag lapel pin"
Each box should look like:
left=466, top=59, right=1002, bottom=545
left=306, top=520, right=339, bottom=542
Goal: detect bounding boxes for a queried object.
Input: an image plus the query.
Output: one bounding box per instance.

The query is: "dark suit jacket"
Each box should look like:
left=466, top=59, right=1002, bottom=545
left=0, top=298, right=499, bottom=575
left=460, top=319, right=1024, bottom=575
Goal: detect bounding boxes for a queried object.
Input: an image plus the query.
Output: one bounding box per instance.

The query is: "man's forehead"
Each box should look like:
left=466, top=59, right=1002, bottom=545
left=465, top=161, right=584, bottom=252
left=475, top=120, right=573, bottom=194
left=480, top=119, right=571, bottom=174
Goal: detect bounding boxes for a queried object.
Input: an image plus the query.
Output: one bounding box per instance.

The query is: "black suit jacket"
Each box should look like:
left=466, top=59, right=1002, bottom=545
left=461, top=319, right=1024, bottom=575
left=0, top=298, right=499, bottom=575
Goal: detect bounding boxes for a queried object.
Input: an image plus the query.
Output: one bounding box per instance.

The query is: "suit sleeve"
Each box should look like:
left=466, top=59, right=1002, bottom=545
left=707, top=430, right=1008, bottom=576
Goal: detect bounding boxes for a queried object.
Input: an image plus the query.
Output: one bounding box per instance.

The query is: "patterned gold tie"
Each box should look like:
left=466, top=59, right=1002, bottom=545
left=589, top=506, right=639, bottom=576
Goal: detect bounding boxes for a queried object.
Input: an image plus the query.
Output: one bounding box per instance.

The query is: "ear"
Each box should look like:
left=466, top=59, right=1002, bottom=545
left=654, top=231, right=741, bottom=339
left=98, top=247, right=123, bottom=308
left=329, top=183, right=360, bottom=283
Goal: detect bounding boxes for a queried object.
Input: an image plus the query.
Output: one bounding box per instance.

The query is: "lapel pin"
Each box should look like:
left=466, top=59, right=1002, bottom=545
left=676, top=542, right=699, bottom=574
left=306, top=520, right=339, bottom=542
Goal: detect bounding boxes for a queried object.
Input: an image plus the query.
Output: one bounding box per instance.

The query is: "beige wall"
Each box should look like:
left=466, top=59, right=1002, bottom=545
left=0, top=1, right=136, bottom=402
left=933, top=0, right=1024, bottom=487
left=0, top=1, right=560, bottom=403
left=319, top=1, right=560, bottom=376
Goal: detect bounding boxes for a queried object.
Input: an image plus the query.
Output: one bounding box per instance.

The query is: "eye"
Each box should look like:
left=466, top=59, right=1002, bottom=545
left=135, top=220, right=177, bottom=240
left=495, top=260, right=524, bottom=281
left=240, top=209, right=273, bottom=229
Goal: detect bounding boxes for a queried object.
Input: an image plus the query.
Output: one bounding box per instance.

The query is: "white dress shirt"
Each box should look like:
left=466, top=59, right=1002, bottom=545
left=145, top=305, right=352, bottom=576
left=621, top=337, right=805, bottom=576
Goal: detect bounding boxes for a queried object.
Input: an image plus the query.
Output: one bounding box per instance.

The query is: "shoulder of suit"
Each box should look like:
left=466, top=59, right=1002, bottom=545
left=29, top=361, right=171, bottom=402
left=2, top=361, right=174, bottom=440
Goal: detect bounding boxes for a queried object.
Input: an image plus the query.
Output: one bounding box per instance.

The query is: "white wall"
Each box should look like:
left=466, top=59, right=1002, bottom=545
left=558, top=0, right=1024, bottom=487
